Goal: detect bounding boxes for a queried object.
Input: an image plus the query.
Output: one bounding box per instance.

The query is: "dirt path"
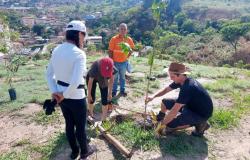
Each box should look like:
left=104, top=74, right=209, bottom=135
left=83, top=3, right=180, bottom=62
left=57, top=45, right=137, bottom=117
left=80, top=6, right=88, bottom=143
left=207, top=115, right=250, bottom=160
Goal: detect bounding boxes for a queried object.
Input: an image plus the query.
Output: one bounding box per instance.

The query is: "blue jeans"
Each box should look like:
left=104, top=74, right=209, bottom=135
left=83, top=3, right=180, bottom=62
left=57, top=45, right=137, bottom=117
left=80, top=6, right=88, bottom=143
left=113, top=61, right=128, bottom=94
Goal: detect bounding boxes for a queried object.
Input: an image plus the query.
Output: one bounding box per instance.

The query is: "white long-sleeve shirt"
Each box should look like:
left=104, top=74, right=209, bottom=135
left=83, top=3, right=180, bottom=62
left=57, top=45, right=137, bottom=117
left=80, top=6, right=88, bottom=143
left=46, top=42, right=87, bottom=99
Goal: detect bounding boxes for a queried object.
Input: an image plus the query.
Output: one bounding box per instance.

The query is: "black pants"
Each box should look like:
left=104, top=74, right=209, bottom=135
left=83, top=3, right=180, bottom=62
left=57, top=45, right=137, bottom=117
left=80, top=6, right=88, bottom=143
left=162, top=99, right=207, bottom=128
left=60, top=98, right=88, bottom=154
left=87, top=76, right=108, bottom=105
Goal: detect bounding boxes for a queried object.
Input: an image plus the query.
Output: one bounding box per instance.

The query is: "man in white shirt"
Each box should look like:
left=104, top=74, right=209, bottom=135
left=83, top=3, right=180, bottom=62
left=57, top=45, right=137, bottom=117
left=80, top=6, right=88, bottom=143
left=46, top=20, right=96, bottom=160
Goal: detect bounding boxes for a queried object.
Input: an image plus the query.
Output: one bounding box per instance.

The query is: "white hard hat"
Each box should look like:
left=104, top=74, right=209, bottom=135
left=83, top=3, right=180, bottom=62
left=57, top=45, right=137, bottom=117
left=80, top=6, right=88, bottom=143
left=66, top=20, right=86, bottom=33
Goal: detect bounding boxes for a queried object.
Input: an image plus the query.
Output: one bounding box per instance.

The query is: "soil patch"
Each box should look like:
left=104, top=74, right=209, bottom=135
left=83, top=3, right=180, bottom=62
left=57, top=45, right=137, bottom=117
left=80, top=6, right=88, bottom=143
left=208, top=115, right=250, bottom=160
left=0, top=103, right=64, bottom=154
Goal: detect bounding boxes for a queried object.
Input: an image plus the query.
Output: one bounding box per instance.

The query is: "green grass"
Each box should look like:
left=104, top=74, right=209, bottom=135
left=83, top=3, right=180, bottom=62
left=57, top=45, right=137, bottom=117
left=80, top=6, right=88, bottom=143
left=12, top=139, right=31, bottom=147
left=1, top=55, right=250, bottom=159
left=107, top=120, right=157, bottom=150
left=0, top=60, right=50, bottom=112
left=209, top=109, right=238, bottom=129
left=102, top=119, right=208, bottom=156
left=0, top=55, right=103, bottom=112
left=0, top=151, right=30, bottom=160
left=33, top=109, right=63, bottom=126
left=190, top=64, right=237, bottom=79
left=204, top=78, right=250, bottom=99
left=205, top=72, right=250, bottom=130
left=209, top=93, right=250, bottom=129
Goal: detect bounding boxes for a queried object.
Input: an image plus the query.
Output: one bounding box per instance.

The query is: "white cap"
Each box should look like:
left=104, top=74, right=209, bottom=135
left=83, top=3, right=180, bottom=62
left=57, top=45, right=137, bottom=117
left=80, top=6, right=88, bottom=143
left=66, top=20, right=86, bottom=33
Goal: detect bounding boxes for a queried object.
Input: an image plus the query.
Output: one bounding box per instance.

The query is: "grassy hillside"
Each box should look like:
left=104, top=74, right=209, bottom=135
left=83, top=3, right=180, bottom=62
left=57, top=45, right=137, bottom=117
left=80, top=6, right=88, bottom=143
left=183, top=0, right=250, bottom=15
left=0, top=54, right=250, bottom=159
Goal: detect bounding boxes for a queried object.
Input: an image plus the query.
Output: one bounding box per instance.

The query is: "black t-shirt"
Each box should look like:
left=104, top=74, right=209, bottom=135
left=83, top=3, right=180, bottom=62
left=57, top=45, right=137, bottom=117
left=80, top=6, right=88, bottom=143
left=169, top=78, right=213, bottom=118
left=87, top=61, right=117, bottom=88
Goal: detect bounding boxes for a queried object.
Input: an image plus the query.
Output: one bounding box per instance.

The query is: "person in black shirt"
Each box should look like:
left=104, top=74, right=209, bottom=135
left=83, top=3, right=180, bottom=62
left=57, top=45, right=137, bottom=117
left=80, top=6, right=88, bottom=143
left=87, top=57, right=117, bottom=121
left=145, top=62, right=213, bottom=137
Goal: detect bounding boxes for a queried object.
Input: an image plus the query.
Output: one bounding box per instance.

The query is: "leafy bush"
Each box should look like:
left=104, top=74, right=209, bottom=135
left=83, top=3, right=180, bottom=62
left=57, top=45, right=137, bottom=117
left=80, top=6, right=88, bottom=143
left=180, top=19, right=197, bottom=34
left=174, top=12, right=187, bottom=28
left=168, top=24, right=179, bottom=33
left=222, top=64, right=232, bottom=68
left=5, top=54, right=28, bottom=88
left=0, top=44, right=8, bottom=53
left=243, top=64, right=250, bottom=69
left=232, top=46, right=250, bottom=64
left=234, top=60, right=245, bottom=69
left=200, top=27, right=217, bottom=42
left=243, top=31, right=250, bottom=41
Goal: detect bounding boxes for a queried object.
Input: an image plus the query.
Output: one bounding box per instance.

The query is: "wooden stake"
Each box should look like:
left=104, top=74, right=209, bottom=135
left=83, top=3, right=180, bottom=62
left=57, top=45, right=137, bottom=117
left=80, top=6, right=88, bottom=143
left=87, top=116, right=132, bottom=158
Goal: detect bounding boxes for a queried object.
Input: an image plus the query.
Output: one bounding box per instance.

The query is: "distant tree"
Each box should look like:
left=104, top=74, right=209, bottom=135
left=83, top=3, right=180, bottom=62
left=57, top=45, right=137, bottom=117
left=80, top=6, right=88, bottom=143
left=143, top=0, right=154, bottom=9
left=181, top=19, right=196, bottom=35
left=165, top=0, right=182, bottom=23
left=205, top=20, right=222, bottom=30
left=1, top=11, right=25, bottom=32
left=32, top=24, right=46, bottom=36
left=128, top=9, right=156, bottom=44
left=221, top=23, right=250, bottom=54
left=43, top=28, right=55, bottom=38
left=174, top=12, right=187, bottom=28
left=200, top=27, right=217, bottom=42
left=74, top=4, right=80, bottom=13
left=158, top=31, right=182, bottom=50
left=19, top=26, right=30, bottom=33
left=99, top=16, right=111, bottom=26
left=10, top=31, right=20, bottom=41
left=142, top=31, right=154, bottom=46
left=5, top=12, right=21, bottom=30
left=240, top=15, right=250, bottom=23
left=168, top=24, right=179, bottom=33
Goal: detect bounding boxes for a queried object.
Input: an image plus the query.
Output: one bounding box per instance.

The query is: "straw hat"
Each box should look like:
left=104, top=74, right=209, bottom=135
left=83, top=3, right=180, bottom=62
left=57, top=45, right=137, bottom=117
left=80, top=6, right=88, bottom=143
left=164, top=62, right=191, bottom=75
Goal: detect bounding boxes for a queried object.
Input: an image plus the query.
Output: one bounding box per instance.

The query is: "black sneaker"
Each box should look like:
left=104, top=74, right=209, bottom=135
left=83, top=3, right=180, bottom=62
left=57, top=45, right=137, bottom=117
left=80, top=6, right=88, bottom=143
left=192, top=122, right=210, bottom=137
left=70, top=150, right=79, bottom=159
left=80, top=145, right=97, bottom=159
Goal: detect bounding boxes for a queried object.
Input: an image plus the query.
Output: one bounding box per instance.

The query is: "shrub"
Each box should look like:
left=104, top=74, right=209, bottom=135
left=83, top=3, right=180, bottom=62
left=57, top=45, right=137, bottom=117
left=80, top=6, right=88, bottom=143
left=243, top=31, right=250, bottom=41
left=0, top=44, right=8, bottom=53
left=243, top=64, right=250, bottom=70
left=234, top=60, right=245, bottom=69
left=232, top=46, right=250, bottom=64
left=222, top=64, right=232, bottom=68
